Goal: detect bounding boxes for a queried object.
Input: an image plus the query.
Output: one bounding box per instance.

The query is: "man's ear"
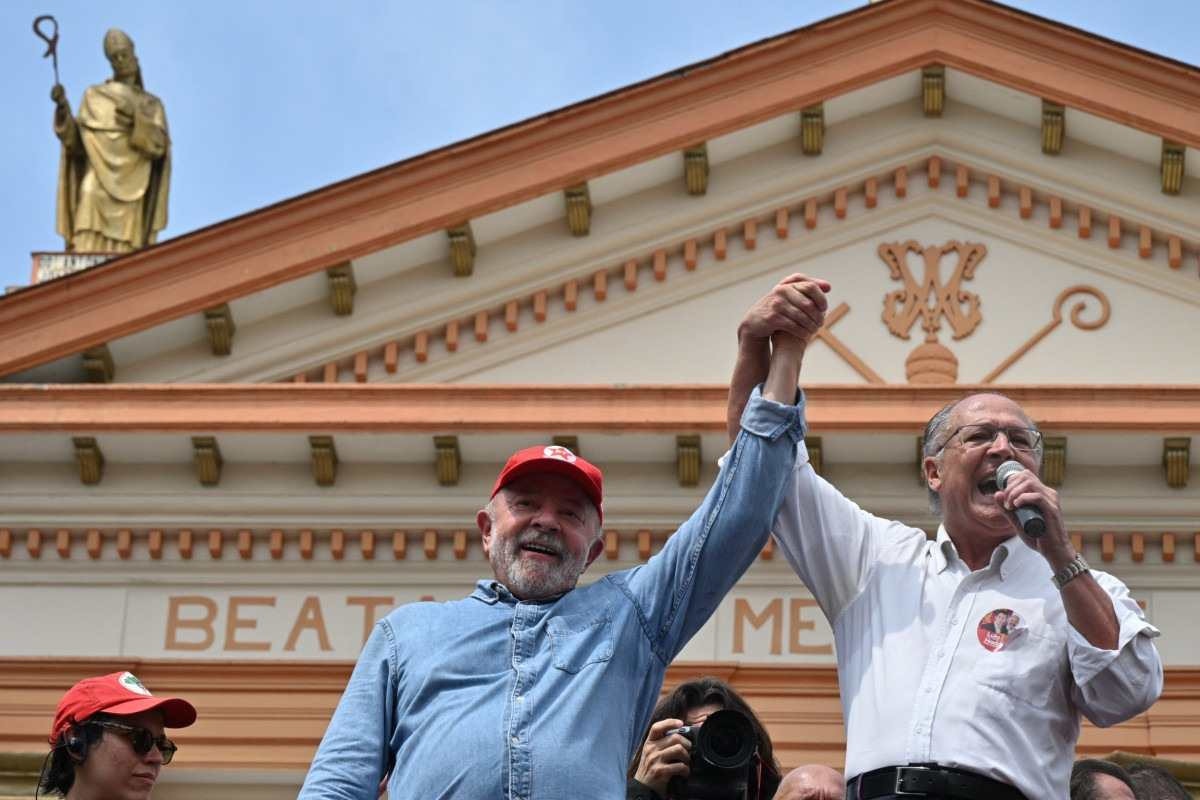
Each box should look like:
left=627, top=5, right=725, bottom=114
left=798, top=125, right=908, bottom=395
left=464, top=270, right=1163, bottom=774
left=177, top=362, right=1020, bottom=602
left=923, top=456, right=943, bottom=493
left=584, top=534, right=605, bottom=568
left=477, top=509, right=493, bottom=556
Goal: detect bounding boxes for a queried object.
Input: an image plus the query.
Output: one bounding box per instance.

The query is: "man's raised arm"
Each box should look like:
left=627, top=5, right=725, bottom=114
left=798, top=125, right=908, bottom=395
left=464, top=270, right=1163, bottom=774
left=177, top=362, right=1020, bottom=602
left=727, top=274, right=831, bottom=442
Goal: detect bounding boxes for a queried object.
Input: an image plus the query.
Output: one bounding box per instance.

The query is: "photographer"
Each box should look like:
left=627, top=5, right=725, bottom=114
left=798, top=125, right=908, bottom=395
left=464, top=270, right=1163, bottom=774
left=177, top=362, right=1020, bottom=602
left=629, top=677, right=781, bottom=800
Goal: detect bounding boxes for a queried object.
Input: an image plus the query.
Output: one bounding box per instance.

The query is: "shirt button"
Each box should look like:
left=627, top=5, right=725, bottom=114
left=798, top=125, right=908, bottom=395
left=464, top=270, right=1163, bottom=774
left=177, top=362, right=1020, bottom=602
left=511, top=736, right=519, bottom=744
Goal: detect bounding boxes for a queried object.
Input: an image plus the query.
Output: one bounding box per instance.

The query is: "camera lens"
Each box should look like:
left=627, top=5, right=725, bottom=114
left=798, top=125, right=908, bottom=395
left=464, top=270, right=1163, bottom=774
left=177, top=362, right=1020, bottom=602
left=696, top=709, right=756, bottom=770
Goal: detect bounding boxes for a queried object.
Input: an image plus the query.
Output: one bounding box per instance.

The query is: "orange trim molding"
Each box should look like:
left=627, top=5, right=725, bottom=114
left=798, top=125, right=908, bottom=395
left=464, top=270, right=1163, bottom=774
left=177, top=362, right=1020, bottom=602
left=2, top=0, right=1200, bottom=378
left=0, top=384, right=1199, bottom=432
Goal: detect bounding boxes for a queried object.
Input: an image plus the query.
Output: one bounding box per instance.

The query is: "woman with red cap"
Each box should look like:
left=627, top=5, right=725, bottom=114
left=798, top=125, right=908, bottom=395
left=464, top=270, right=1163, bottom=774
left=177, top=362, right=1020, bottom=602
left=39, top=671, right=196, bottom=799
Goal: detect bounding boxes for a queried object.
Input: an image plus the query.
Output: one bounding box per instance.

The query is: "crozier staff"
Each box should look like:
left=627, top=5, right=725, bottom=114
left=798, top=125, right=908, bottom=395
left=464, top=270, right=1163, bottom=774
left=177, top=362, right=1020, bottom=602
left=727, top=274, right=1162, bottom=800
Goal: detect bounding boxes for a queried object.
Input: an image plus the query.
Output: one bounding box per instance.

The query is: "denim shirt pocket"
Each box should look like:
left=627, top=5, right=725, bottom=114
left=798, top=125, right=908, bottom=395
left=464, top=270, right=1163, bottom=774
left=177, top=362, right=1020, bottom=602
left=547, top=613, right=614, bottom=673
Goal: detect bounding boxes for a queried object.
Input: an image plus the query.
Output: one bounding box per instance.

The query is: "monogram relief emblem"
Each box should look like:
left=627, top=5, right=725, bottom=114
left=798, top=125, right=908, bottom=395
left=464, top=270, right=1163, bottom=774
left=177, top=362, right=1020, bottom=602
left=878, top=240, right=987, bottom=342
left=877, top=240, right=988, bottom=384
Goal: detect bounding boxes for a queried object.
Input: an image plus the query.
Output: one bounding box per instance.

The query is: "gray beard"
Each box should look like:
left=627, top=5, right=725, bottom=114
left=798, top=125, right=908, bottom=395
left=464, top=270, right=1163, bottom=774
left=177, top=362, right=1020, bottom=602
left=490, top=531, right=588, bottom=600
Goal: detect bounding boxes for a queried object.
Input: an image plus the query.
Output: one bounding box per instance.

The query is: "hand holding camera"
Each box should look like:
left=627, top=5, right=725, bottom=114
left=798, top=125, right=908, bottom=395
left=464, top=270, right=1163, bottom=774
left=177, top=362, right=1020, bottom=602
left=634, top=717, right=693, bottom=797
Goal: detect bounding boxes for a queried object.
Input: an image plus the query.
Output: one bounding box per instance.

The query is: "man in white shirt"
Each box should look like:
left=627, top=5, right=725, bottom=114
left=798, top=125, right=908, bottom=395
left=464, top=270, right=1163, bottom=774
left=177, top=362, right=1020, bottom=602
left=727, top=274, right=1163, bottom=800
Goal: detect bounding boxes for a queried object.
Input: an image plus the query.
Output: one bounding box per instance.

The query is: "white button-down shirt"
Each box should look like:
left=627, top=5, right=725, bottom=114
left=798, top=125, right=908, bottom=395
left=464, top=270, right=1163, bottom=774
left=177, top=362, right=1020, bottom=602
left=772, top=446, right=1162, bottom=800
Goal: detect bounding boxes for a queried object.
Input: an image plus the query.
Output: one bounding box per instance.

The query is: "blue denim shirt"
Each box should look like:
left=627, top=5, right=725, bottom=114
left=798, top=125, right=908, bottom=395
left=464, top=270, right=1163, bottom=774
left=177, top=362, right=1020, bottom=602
left=298, top=388, right=804, bottom=800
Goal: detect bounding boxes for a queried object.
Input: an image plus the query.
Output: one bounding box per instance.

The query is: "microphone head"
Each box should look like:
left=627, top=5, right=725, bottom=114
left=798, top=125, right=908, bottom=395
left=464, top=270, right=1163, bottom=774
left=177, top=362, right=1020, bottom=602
left=994, top=460, right=1025, bottom=489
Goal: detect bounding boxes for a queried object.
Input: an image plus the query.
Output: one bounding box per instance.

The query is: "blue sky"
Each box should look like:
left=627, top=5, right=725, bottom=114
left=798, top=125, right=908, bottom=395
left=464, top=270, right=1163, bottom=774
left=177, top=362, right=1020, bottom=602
left=2, top=1, right=1197, bottom=291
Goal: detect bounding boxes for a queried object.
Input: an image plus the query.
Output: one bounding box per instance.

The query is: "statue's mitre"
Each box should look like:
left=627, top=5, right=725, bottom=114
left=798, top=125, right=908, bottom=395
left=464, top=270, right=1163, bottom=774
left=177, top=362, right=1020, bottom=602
left=103, top=28, right=134, bottom=58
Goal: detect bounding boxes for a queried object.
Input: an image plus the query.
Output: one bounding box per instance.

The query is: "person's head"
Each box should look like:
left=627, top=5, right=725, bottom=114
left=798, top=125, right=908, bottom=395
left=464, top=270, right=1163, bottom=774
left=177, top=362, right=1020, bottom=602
left=629, top=677, right=780, bottom=797
left=922, top=392, right=1043, bottom=542
left=993, top=610, right=1010, bottom=630
left=1126, top=762, right=1191, bottom=799
left=776, top=763, right=845, bottom=800
left=41, top=671, right=196, bottom=799
left=1070, top=759, right=1136, bottom=800
left=479, top=444, right=605, bottom=600
left=102, top=29, right=141, bottom=86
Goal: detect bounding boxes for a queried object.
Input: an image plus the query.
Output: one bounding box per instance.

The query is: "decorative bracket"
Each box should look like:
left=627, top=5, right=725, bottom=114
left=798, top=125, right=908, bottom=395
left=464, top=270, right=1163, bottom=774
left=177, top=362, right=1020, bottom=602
left=72, top=437, right=104, bottom=485
left=204, top=304, right=236, bottom=355
left=1041, top=101, right=1064, bottom=155
left=326, top=262, right=356, bottom=316
left=683, top=144, right=709, bottom=196
left=447, top=223, right=476, bottom=277
left=82, top=345, right=114, bottom=383
left=1041, top=436, right=1066, bottom=487
left=192, top=436, right=223, bottom=487
left=800, top=104, right=824, bottom=155
left=309, top=436, right=338, bottom=487
left=564, top=183, right=591, bottom=236
left=434, top=435, right=461, bottom=486
left=1162, top=141, right=1185, bottom=195
left=922, top=65, right=945, bottom=117
left=1163, top=437, right=1190, bottom=488
left=676, top=435, right=701, bottom=487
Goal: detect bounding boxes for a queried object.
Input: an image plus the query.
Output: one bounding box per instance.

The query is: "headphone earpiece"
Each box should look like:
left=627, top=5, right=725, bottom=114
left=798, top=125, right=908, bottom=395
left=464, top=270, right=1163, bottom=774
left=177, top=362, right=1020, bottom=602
left=64, top=726, right=88, bottom=761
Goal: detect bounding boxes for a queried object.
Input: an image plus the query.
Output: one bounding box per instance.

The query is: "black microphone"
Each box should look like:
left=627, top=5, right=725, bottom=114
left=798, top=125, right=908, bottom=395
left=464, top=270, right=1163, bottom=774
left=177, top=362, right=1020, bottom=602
left=995, top=460, right=1045, bottom=538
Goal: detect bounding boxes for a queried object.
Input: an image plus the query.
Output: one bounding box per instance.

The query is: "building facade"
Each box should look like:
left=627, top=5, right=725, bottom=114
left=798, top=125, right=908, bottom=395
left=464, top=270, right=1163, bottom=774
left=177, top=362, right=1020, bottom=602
left=2, top=1, right=1199, bottom=796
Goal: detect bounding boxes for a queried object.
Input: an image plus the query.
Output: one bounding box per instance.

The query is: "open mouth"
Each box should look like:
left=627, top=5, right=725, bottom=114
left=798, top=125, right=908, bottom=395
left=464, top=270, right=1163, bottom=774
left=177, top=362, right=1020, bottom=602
left=977, top=477, right=999, bottom=495
left=520, top=542, right=560, bottom=560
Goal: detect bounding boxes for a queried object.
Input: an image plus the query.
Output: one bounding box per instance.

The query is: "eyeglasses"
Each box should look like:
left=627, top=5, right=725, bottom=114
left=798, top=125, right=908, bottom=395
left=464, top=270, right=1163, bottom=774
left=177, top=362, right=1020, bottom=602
left=93, top=721, right=177, bottom=764
left=933, top=423, right=1043, bottom=454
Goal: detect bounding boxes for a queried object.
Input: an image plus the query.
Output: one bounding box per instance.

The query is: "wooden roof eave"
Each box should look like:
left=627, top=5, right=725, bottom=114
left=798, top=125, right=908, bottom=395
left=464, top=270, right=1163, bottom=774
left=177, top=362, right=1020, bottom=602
left=0, top=384, right=1198, bottom=432
left=2, top=0, right=1199, bottom=378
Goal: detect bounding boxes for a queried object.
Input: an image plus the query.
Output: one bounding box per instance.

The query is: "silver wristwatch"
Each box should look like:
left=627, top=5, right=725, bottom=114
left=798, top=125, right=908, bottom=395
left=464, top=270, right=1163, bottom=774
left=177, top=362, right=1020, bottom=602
left=1052, top=553, right=1090, bottom=590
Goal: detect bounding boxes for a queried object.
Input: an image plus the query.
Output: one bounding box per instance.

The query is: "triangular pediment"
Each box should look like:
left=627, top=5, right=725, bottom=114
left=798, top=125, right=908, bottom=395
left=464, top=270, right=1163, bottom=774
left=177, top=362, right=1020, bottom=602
left=3, top=0, right=1199, bottom=384
left=34, top=116, right=1197, bottom=387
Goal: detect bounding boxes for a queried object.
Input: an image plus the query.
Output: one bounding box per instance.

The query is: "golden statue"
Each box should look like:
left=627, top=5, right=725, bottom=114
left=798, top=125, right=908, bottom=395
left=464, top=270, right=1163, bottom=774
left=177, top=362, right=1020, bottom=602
left=50, top=28, right=169, bottom=253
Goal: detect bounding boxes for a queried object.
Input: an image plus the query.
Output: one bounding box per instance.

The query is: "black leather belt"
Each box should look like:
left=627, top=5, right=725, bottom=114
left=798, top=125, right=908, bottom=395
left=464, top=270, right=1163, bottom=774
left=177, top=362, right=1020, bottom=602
left=847, top=765, right=1027, bottom=800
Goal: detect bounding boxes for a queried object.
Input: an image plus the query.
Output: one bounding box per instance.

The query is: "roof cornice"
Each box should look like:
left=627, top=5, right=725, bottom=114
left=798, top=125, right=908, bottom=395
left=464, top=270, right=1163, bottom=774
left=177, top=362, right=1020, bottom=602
left=2, top=0, right=1198, bottom=378
left=1, top=384, right=1198, bottom=432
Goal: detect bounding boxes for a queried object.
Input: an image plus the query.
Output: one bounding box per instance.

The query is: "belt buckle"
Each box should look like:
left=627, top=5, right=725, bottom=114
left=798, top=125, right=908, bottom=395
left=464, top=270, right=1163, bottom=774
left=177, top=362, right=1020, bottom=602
left=894, top=765, right=935, bottom=797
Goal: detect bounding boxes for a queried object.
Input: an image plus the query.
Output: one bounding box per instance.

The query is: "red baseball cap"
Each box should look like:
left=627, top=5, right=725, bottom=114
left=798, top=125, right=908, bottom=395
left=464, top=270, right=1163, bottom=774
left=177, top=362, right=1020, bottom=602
left=49, top=671, right=197, bottom=743
left=491, top=445, right=604, bottom=523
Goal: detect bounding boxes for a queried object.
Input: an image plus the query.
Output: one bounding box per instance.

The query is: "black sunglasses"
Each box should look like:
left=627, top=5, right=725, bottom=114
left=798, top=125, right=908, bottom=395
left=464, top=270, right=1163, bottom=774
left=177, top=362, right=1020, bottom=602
left=93, top=720, right=178, bottom=764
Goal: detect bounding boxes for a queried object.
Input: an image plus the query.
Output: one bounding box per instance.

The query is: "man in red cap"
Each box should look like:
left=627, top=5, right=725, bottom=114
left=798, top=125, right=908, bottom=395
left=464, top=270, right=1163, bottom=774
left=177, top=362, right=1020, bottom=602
left=39, top=671, right=196, bottom=799
left=301, top=281, right=830, bottom=800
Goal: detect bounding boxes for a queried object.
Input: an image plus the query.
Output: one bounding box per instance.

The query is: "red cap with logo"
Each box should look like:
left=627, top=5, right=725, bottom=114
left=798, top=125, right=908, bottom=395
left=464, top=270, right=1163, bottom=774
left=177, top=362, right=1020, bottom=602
left=491, top=445, right=604, bottom=523
left=49, top=671, right=197, bottom=743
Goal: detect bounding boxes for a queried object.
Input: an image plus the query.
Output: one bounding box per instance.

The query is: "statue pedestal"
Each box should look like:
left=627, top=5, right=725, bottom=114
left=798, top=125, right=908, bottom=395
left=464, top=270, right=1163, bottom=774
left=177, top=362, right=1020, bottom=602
left=29, top=251, right=118, bottom=284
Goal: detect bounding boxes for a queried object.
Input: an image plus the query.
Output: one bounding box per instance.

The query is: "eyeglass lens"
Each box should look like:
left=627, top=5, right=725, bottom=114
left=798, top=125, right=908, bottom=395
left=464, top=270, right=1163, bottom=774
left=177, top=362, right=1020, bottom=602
left=959, top=424, right=1040, bottom=451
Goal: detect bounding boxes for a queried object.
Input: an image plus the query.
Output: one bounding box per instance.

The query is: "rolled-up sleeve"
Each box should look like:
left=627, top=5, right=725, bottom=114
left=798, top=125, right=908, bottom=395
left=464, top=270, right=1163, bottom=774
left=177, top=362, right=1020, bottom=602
left=1068, top=570, right=1163, bottom=727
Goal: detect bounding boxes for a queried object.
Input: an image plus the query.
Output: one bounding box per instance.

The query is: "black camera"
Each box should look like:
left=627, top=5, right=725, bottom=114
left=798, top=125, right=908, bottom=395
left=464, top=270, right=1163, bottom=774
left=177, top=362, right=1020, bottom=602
left=665, top=708, right=760, bottom=800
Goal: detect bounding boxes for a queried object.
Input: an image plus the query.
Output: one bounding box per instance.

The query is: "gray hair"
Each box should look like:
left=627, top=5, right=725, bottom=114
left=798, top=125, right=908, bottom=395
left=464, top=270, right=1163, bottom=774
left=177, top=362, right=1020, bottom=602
left=921, top=393, right=1041, bottom=516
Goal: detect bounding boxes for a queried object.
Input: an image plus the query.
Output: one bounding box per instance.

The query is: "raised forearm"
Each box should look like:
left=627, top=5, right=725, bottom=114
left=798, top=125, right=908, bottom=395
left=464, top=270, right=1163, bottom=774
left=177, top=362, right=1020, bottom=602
left=727, top=328, right=771, bottom=443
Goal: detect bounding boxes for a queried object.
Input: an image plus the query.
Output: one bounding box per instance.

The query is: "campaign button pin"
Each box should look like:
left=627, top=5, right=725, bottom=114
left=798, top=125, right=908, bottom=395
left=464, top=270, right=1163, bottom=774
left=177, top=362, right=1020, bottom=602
left=977, top=608, right=1020, bottom=653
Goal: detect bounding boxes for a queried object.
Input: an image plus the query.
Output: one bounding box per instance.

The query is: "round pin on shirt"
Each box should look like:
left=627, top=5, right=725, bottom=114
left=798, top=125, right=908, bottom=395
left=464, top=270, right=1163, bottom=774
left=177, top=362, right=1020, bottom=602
left=977, top=609, right=1020, bottom=653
